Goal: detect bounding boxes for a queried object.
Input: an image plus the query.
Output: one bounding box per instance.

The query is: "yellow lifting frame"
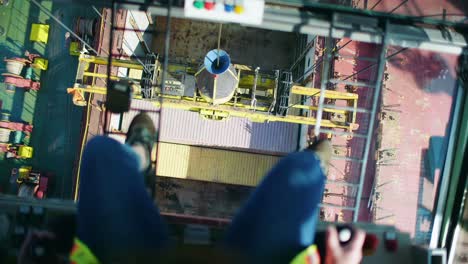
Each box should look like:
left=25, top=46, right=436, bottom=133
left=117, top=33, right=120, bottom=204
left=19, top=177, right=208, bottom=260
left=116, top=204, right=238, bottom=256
left=81, top=72, right=141, bottom=82
left=77, top=54, right=146, bottom=90
left=79, top=54, right=145, bottom=70
left=291, top=104, right=347, bottom=115
left=291, top=86, right=359, bottom=100
left=291, top=85, right=359, bottom=126
left=71, top=55, right=358, bottom=131
left=149, top=97, right=351, bottom=129
left=67, top=85, right=350, bottom=129
left=67, top=86, right=270, bottom=112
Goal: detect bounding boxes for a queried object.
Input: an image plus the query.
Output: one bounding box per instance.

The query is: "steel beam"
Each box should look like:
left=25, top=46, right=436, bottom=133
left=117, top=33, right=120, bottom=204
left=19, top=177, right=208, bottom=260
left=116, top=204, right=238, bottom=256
left=139, top=5, right=467, bottom=55
left=332, top=155, right=363, bottom=163
left=291, top=104, right=347, bottom=115
left=291, top=86, right=358, bottom=99
left=325, top=180, right=359, bottom=187
left=321, top=104, right=370, bottom=114
left=352, top=22, right=389, bottom=222
left=79, top=55, right=145, bottom=70
left=47, top=1, right=468, bottom=54
left=319, top=128, right=367, bottom=138
left=315, top=35, right=333, bottom=136
left=319, top=203, right=356, bottom=210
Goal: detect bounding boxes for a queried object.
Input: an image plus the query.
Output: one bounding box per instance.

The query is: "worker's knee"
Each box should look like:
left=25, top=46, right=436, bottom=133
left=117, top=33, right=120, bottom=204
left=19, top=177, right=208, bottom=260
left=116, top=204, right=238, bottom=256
left=85, top=136, right=121, bottom=155
left=83, top=136, right=138, bottom=166
left=279, top=151, right=325, bottom=187
left=81, top=136, right=140, bottom=174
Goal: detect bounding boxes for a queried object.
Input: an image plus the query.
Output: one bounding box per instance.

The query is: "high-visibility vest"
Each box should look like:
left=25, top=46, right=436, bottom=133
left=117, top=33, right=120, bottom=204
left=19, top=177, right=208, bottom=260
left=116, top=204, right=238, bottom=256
left=290, top=245, right=321, bottom=264
left=69, top=237, right=320, bottom=264
left=69, top=238, right=100, bottom=264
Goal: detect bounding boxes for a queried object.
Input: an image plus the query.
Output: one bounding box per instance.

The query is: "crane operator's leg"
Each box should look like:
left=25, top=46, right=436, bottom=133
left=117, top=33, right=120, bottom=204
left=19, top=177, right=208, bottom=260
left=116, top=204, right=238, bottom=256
left=223, top=140, right=331, bottom=263
left=76, top=113, right=168, bottom=263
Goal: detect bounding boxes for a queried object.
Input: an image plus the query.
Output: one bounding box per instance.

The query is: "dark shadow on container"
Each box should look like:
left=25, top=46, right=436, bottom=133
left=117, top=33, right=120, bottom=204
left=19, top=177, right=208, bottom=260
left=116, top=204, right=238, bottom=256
left=386, top=47, right=457, bottom=95
left=248, top=121, right=299, bottom=155
left=155, top=175, right=252, bottom=220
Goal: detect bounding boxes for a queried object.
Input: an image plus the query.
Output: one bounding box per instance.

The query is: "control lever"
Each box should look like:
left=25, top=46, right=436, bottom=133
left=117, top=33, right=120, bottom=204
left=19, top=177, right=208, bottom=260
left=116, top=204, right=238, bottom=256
left=315, top=225, right=379, bottom=259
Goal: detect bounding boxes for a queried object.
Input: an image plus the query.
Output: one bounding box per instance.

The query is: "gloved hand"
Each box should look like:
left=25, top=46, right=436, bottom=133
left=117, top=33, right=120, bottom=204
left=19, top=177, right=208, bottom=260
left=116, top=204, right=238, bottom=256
left=325, top=226, right=366, bottom=264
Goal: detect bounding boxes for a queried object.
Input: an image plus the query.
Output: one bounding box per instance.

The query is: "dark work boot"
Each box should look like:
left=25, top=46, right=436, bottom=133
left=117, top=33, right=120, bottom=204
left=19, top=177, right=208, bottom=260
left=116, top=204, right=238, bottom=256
left=125, top=112, right=157, bottom=197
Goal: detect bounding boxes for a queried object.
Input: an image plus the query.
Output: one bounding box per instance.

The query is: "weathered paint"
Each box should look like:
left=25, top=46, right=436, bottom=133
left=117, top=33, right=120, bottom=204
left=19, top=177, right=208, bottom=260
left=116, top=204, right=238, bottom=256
left=156, top=142, right=280, bottom=186
left=155, top=177, right=252, bottom=219
left=122, top=10, right=151, bottom=57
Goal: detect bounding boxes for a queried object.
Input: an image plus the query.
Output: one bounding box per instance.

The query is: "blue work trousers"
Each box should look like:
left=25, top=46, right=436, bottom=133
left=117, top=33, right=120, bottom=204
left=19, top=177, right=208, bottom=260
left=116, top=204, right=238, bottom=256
left=77, top=136, right=325, bottom=263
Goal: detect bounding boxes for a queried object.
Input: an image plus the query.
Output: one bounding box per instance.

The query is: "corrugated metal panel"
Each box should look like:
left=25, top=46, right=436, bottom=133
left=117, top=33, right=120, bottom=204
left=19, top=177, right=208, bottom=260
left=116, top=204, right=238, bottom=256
left=121, top=100, right=160, bottom=134
left=158, top=107, right=299, bottom=154
left=121, top=100, right=299, bottom=154
left=156, top=142, right=280, bottom=186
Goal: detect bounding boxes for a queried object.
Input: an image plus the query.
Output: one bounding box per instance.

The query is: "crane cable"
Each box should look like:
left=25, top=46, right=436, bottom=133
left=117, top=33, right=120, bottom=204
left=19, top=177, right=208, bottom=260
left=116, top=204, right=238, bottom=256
left=217, top=23, right=223, bottom=67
